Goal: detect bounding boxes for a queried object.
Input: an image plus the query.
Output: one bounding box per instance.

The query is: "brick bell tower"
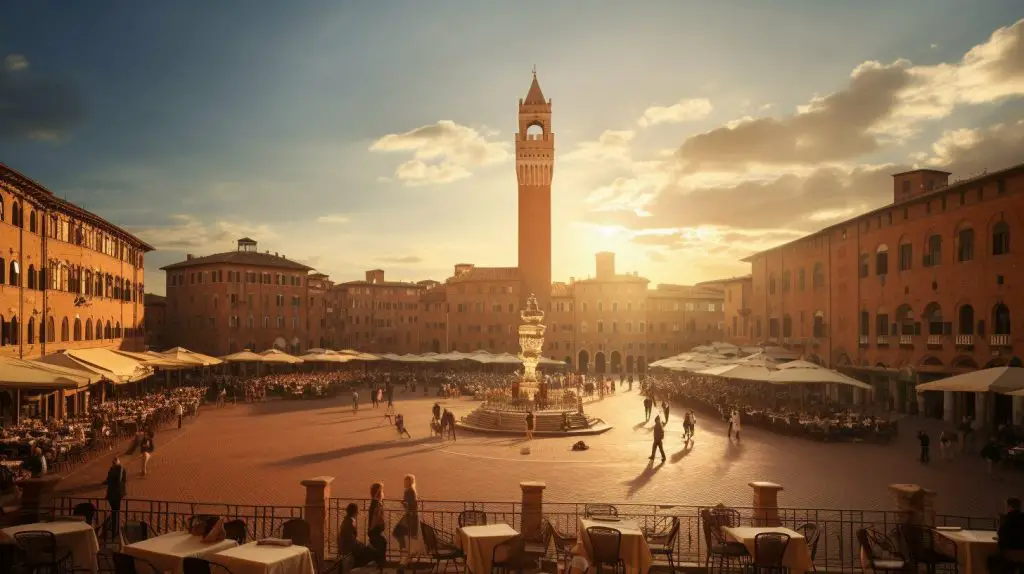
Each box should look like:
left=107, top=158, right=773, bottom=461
left=516, top=69, right=554, bottom=312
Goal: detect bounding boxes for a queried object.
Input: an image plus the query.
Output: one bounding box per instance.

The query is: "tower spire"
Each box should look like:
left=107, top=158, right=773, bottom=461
left=524, top=69, right=546, bottom=105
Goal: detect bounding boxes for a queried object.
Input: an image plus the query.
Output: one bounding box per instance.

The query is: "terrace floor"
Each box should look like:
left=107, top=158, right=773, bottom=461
left=56, top=386, right=1009, bottom=515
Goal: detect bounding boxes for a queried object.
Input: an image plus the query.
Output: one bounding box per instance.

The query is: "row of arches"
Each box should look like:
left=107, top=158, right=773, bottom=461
left=859, top=302, right=1011, bottom=336
left=0, top=316, right=138, bottom=346
left=575, top=350, right=648, bottom=374
left=0, top=257, right=142, bottom=300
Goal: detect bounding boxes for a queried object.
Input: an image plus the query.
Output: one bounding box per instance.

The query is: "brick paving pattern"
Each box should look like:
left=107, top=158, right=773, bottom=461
left=57, top=388, right=1008, bottom=516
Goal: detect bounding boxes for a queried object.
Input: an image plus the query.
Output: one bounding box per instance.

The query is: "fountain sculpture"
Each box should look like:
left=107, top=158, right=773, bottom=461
left=517, top=293, right=546, bottom=400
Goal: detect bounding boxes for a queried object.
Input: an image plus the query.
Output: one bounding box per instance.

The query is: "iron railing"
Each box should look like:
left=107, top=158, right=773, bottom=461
left=325, top=498, right=996, bottom=570
left=49, top=497, right=304, bottom=544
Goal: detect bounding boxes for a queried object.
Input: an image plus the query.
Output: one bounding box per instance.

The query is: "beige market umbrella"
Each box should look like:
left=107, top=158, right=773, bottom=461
left=769, top=360, right=873, bottom=389
left=162, top=346, right=223, bottom=366
left=259, top=349, right=304, bottom=364
left=915, top=367, right=1024, bottom=394
left=220, top=350, right=265, bottom=362
left=0, top=356, right=93, bottom=388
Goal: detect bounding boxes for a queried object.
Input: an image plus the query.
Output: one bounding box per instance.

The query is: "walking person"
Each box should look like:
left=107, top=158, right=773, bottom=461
left=643, top=396, right=653, bottom=422
left=683, top=409, right=696, bottom=444
left=918, top=430, right=931, bottom=464
left=982, top=437, right=1002, bottom=474
left=367, top=483, right=388, bottom=571
left=394, top=474, right=420, bottom=572
left=139, top=431, right=155, bottom=477
left=649, top=416, right=666, bottom=462
left=176, top=402, right=184, bottom=429
left=352, top=390, right=360, bottom=414
left=730, top=410, right=742, bottom=441
left=103, top=456, right=127, bottom=541
left=662, top=401, right=670, bottom=423
left=525, top=410, right=535, bottom=441
left=939, top=430, right=954, bottom=460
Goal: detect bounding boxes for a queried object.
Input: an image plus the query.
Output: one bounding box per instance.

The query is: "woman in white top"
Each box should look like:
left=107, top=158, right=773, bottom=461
left=730, top=410, right=742, bottom=441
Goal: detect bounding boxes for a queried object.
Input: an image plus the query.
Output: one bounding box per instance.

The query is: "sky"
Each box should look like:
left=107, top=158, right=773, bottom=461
left=2, top=1, right=1023, bottom=296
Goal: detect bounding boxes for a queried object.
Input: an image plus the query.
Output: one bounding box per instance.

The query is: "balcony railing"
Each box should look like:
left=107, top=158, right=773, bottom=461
left=876, top=336, right=889, bottom=346
left=991, top=334, right=1012, bottom=347
left=858, top=335, right=868, bottom=347
left=955, top=334, right=974, bottom=347
left=899, top=335, right=913, bottom=346
left=926, top=335, right=943, bottom=347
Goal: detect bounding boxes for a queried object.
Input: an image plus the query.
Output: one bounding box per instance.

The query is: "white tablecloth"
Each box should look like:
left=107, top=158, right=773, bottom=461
left=937, top=529, right=999, bottom=574
left=579, top=518, right=653, bottom=574
left=212, top=541, right=316, bottom=574
left=723, top=526, right=813, bottom=574
left=1, top=520, right=100, bottom=573
left=123, top=531, right=239, bottom=574
left=455, top=523, right=518, bottom=574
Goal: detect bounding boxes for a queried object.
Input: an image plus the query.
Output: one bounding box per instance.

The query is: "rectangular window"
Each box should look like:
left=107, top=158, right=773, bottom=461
left=899, top=244, right=912, bottom=271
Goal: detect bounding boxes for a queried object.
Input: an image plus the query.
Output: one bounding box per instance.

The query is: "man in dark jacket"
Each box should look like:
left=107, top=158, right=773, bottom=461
left=103, top=456, right=127, bottom=539
left=649, top=416, right=666, bottom=462
left=989, top=497, right=1024, bottom=573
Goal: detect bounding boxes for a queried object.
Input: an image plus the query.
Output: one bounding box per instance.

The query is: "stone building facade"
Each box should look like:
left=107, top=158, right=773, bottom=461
left=739, top=164, right=1024, bottom=423
left=0, top=163, right=150, bottom=359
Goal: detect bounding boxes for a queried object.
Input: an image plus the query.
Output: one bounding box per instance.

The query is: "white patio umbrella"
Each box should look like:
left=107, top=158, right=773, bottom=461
left=259, top=349, right=304, bottom=364
left=769, top=360, right=873, bottom=389
left=915, top=367, right=1024, bottom=394
left=699, top=362, right=776, bottom=382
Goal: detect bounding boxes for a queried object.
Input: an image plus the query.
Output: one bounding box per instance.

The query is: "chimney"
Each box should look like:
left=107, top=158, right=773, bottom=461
left=186, top=254, right=194, bottom=261
left=596, top=252, right=615, bottom=279
left=365, top=269, right=384, bottom=284
left=454, top=263, right=474, bottom=277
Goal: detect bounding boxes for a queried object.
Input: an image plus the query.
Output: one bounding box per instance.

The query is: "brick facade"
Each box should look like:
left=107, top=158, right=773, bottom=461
left=0, top=163, right=149, bottom=359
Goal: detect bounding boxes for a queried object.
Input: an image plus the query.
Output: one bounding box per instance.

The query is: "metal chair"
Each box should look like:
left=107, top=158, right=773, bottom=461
left=490, top=534, right=527, bottom=574
left=13, top=530, right=74, bottom=574
left=584, top=504, right=618, bottom=518
left=856, top=528, right=908, bottom=573
left=124, top=521, right=150, bottom=544
left=646, top=516, right=680, bottom=573
left=796, top=523, right=820, bottom=571
left=72, top=502, right=96, bottom=527
left=751, top=532, right=790, bottom=573
left=282, top=518, right=317, bottom=567
left=541, top=518, right=576, bottom=572
left=421, top=522, right=464, bottom=573
left=458, top=510, right=488, bottom=528
left=586, top=526, right=625, bottom=574
left=224, top=519, right=247, bottom=545
left=897, top=523, right=958, bottom=574
left=700, top=508, right=749, bottom=573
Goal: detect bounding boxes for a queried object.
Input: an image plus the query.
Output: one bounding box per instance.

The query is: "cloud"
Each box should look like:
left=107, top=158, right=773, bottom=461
left=370, top=120, right=508, bottom=186
left=315, top=214, right=350, bottom=224
left=376, top=255, right=423, bottom=264
left=0, top=53, right=86, bottom=141
left=637, top=98, right=712, bottom=127
left=923, top=119, right=1024, bottom=177
left=668, top=18, right=1024, bottom=172
left=129, top=215, right=277, bottom=252
left=4, top=55, right=28, bottom=71
left=562, top=129, right=635, bottom=163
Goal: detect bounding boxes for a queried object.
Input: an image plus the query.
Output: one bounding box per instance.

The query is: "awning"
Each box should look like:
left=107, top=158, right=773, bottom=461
left=768, top=360, right=873, bottom=389
left=34, top=349, right=152, bottom=384
left=0, top=357, right=93, bottom=389
left=113, top=350, right=195, bottom=370
left=699, top=363, right=776, bottom=382
left=259, top=349, right=304, bottom=364
left=220, top=350, right=265, bottom=362
left=161, top=347, right=223, bottom=366
left=915, top=367, right=1024, bottom=394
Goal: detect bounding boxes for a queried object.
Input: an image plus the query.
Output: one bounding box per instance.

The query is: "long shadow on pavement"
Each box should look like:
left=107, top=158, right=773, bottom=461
left=269, top=437, right=436, bottom=466
left=623, top=459, right=665, bottom=498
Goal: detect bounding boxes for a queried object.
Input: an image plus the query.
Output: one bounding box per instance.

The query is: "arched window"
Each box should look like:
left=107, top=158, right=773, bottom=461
left=28, top=210, right=37, bottom=233
left=115, top=322, right=122, bottom=338
left=61, top=317, right=69, bottom=341
left=993, top=304, right=1011, bottom=335
left=993, top=221, right=1010, bottom=256
left=926, top=234, right=942, bottom=266
left=46, top=316, right=55, bottom=342
left=0, top=196, right=4, bottom=221
left=27, top=317, right=35, bottom=344
left=924, top=303, right=943, bottom=335
left=73, top=318, right=82, bottom=341
left=8, top=316, right=18, bottom=344
left=8, top=260, right=18, bottom=286
left=104, top=321, right=112, bottom=339
left=769, top=274, right=776, bottom=295
left=11, top=202, right=21, bottom=227
left=94, top=273, right=102, bottom=296
left=27, top=265, right=36, bottom=289
left=875, top=245, right=889, bottom=275
left=813, top=262, right=825, bottom=288
left=958, top=305, right=974, bottom=335
left=0, top=257, right=5, bottom=284
left=782, top=270, right=791, bottom=292
left=859, top=310, right=870, bottom=336
left=957, top=228, right=975, bottom=262
left=84, top=319, right=93, bottom=340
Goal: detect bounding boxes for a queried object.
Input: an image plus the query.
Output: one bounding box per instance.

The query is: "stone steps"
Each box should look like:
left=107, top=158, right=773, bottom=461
left=457, top=407, right=613, bottom=436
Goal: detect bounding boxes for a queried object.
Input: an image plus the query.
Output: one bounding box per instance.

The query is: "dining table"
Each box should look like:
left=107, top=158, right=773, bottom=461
left=455, top=523, right=519, bottom=574
left=122, top=530, right=239, bottom=574
left=1, top=519, right=101, bottom=573
left=578, top=517, right=653, bottom=574
left=722, top=526, right=814, bottom=574
left=935, top=528, right=999, bottom=574
left=211, top=540, right=316, bottom=574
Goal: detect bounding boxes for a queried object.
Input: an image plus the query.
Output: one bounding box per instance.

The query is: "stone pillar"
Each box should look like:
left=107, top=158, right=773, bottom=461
left=888, top=484, right=936, bottom=527
left=57, top=389, right=66, bottom=420
left=18, top=475, right=62, bottom=524
left=301, top=476, right=333, bottom=567
left=520, top=481, right=546, bottom=540
left=749, top=482, right=783, bottom=527
left=975, top=392, right=988, bottom=429
left=1014, top=396, right=1024, bottom=427
left=943, top=391, right=955, bottom=423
